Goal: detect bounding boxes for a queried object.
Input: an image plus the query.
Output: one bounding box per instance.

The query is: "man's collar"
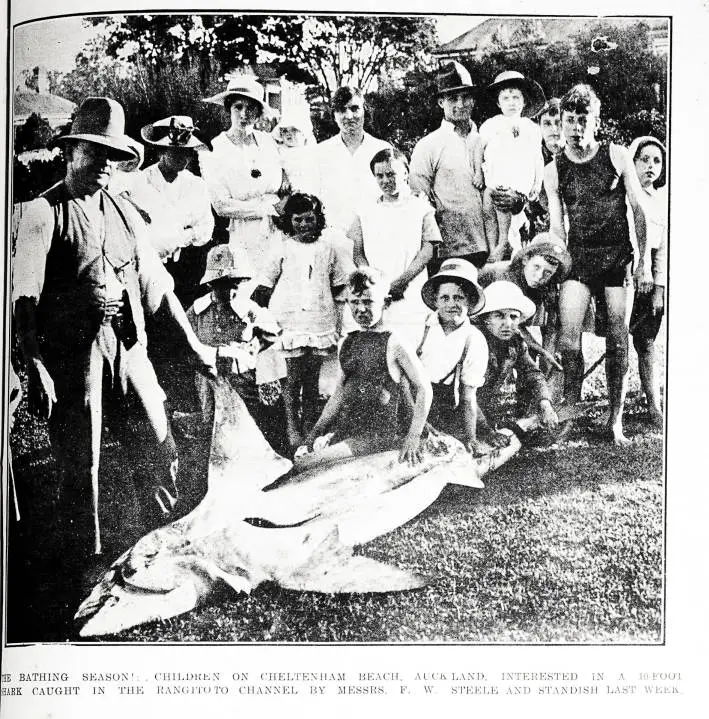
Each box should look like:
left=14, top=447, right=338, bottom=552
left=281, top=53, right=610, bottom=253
left=440, top=118, right=474, bottom=136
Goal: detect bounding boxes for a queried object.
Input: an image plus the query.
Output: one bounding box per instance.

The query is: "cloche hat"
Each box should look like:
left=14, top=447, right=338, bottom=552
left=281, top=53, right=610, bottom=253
left=200, top=244, right=256, bottom=286
left=203, top=75, right=266, bottom=111
left=57, top=97, right=140, bottom=160
left=477, top=280, right=536, bottom=320
left=510, top=233, right=572, bottom=282
left=486, top=70, right=546, bottom=117
left=436, top=61, right=476, bottom=96
left=421, top=258, right=486, bottom=315
left=141, top=116, right=208, bottom=149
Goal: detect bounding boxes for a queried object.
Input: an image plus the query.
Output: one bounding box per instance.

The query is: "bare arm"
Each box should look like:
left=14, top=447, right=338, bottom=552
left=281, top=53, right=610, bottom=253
left=544, top=161, right=566, bottom=242
left=472, top=136, right=485, bottom=188
left=304, top=374, right=347, bottom=445
left=348, top=215, right=368, bottom=266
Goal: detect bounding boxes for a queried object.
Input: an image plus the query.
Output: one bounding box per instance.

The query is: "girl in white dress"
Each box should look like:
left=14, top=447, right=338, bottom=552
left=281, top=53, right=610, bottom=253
left=348, top=147, right=442, bottom=349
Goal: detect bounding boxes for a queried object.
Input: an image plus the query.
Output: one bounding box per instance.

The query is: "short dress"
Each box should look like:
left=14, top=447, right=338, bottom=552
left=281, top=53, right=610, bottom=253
left=480, top=115, right=542, bottom=196
left=330, top=330, right=401, bottom=447
left=258, top=230, right=354, bottom=358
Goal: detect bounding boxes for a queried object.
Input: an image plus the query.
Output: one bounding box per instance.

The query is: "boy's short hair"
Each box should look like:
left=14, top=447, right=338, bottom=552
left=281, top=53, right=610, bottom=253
left=369, top=146, right=409, bottom=174
left=332, top=86, right=364, bottom=113
left=278, top=192, right=327, bottom=236
left=348, top=266, right=389, bottom=296
left=535, top=97, right=562, bottom=120
left=560, top=84, right=601, bottom=116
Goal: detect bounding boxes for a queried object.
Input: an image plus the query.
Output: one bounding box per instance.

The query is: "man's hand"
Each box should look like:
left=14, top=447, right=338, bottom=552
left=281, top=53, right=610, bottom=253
left=27, top=357, right=57, bottom=419
left=473, top=170, right=484, bottom=190
left=651, top=285, right=665, bottom=316
left=634, top=260, right=654, bottom=294
left=388, top=277, right=409, bottom=301
left=192, top=343, right=218, bottom=380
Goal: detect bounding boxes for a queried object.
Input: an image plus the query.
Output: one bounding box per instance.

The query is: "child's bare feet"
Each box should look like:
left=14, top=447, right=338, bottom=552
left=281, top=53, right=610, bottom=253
left=609, top=421, right=631, bottom=446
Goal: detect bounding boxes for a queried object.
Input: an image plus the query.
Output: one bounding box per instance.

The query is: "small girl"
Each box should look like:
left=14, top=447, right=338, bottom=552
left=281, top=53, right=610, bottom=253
left=301, top=267, right=432, bottom=466
left=348, top=147, right=441, bottom=349
left=473, top=71, right=546, bottom=260
left=272, top=108, right=318, bottom=195
left=255, top=193, right=354, bottom=449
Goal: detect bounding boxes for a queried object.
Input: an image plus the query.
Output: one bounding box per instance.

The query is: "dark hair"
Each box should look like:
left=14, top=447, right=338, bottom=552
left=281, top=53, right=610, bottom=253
left=369, top=147, right=409, bottom=174
left=348, top=266, right=389, bottom=296
left=633, top=138, right=666, bottom=189
left=332, top=86, right=364, bottom=113
left=560, top=84, right=601, bottom=116
left=535, top=97, right=561, bottom=120
left=279, top=193, right=327, bottom=236
left=431, top=277, right=479, bottom=307
left=224, top=94, right=263, bottom=118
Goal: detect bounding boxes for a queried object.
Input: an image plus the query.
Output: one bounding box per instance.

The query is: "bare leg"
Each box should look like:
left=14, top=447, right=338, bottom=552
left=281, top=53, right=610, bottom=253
left=482, top=187, right=499, bottom=254
left=283, top=356, right=305, bottom=450
left=301, top=353, right=324, bottom=435
left=489, top=209, right=512, bottom=262
left=604, top=286, right=631, bottom=445
left=634, top=335, right=663, bottom=426
left=557, top=280, right=592, bottom=405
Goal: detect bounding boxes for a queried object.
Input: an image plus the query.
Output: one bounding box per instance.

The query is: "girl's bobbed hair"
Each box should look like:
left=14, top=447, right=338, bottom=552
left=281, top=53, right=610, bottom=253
left=277, top=192, right=327, bottom=236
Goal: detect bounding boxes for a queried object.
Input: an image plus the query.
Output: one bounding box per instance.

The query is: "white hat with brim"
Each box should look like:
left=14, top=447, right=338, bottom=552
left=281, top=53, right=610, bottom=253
left=486, top=70, right=546, bottom=118
left=56, top=97, right=140, bottom=161
left=141, top=115, right=208, bottom=149
left=203, top=76, right=266, bottom=110
left=510, top=232, right=572, bottom=282
left=421, top=258, right=486, bottom=316
left=200, top=244, right=256, bottom=286
left=477, top=280, right=536, bottom=320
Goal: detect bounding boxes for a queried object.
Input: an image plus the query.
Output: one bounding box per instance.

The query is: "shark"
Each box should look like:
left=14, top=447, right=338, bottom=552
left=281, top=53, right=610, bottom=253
left=75, top=378, right=521, bottom=637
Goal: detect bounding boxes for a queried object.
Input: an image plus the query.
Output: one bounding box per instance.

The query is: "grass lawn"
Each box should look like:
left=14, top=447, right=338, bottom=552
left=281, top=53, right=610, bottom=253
left=7, top=333, right=665, bottom=644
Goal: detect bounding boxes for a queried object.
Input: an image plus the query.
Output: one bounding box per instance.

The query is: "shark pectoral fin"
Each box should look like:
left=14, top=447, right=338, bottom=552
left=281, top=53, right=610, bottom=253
left=191, top=558, right=255, bottom=596
left=280, top=555, right=427, bottom=594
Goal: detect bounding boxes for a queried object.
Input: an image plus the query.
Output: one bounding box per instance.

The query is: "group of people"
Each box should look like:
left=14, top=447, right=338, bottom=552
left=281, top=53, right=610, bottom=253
left=10, top=60, right=667, bottom=602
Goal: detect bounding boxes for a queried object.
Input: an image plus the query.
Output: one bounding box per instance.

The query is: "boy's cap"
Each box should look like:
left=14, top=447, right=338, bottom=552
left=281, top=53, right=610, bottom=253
left=200, top=244, right=255, bottom=286
left=436, top=61, right=476, bottom=97
left=421, top=258, right=486, bottom=316
left=478, top=280, right=536, bottom=320
left=485, top=70, right=546, bottom=117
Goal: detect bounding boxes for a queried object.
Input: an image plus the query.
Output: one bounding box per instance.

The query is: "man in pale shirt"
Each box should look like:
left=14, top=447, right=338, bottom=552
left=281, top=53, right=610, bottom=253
left=313, top=86, right=391, bottom=235
left=410, top=62, right=487, bottom=272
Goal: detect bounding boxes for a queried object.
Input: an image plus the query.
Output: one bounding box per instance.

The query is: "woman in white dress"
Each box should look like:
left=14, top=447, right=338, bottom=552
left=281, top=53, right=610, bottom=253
left=348, top=147, right=442, bottom=349
left=200, top=75, right=286, bottom=277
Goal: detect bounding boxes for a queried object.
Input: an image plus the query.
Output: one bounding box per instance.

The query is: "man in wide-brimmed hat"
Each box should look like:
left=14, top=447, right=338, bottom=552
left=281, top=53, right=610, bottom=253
left=410, top=61, right=487, bottom=273
left=138, top=115, right=214, bottom=305
left=12, top=97, right=218, bottom=612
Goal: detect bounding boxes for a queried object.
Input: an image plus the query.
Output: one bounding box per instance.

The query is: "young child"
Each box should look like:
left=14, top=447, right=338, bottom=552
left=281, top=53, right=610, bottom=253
left=417, top=259, right=489, bottom=456
left=301, top=267, right=432, bottom=466
left=544, top=84, right=648, bottom=444
left=255, top=193, right=354, bottom=450
left=474, top=281, right=559, bottom=443
left=473, top=71, right=546, bottom=261
left=348, top=147, right=441, bottom=349
left=272, top=108, right=317, bottom=195
left=187, top=245, right=287, bottom=454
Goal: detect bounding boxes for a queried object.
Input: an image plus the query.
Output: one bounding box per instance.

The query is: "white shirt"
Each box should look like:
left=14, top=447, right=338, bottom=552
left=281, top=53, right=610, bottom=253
left=314, top=131, right=391, bottom=234
left=417, top=312, right=489, bottom=388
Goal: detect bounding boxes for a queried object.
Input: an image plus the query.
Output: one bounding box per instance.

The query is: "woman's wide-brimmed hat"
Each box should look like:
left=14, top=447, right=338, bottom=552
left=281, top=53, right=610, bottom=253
left=200, top=244, right=255, bottom=286
left=510, top=232, right=573, bottom=282
left=486, top=70, right=546, bottom=117
left=203, top=75, right=266, bottom=111
left=57, top=97, right=140, bottom=160
left=478, top=280, right=536, bottom=320
left=436, top=61, right=476, bottom=96
left=141, top=116, right=208, bottom=149
left=421, top=258, right=486, bottom=315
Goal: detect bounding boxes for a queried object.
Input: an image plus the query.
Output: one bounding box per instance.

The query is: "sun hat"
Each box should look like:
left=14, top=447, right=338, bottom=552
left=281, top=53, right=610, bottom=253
left=510, top=233, right=573, bottom=282
left=486, top=70, right=546, bottom=117
left=140, top=116, right=208, bottom=149
left=57, top=97, right=140, bottom=160
left=436, top=61, right=476, bottom=96
left=477, top=280, right=536, bottom=320
left=200, top=244, right=255, bottom=286
left=203, top=75, right=265, bottom=111
left=421, top=258, right=486, bottom=315
left=272, top=107, right=314, bottom=139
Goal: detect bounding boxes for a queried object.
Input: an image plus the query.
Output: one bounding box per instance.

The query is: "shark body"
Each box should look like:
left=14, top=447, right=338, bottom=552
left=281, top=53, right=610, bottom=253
left=76, top=379, right=520, bottom=637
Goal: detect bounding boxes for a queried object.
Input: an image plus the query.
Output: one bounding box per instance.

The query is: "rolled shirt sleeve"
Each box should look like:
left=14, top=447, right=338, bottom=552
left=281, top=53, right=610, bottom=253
left=11, top=198, right=54, bottom=304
